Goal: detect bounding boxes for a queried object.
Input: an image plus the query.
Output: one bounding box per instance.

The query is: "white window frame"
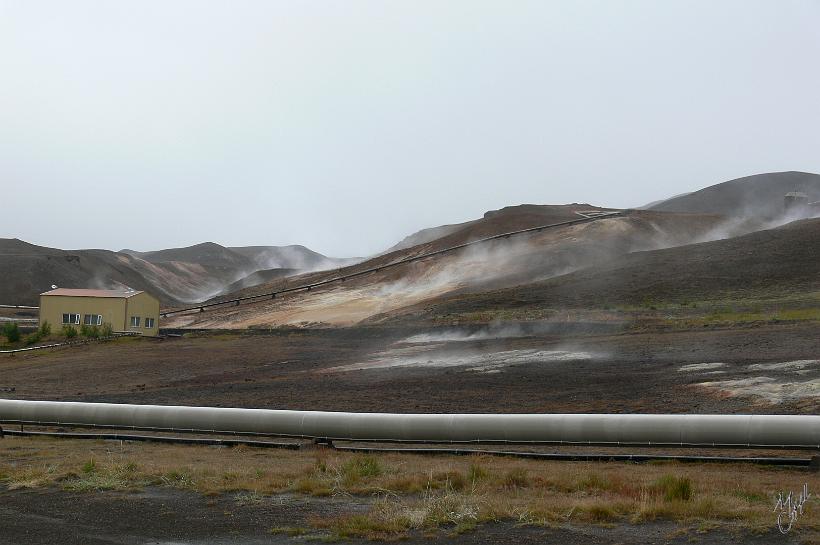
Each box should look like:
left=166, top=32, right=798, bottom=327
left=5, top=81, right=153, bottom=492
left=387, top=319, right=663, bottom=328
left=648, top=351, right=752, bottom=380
left=84, top=314, right=103, bottom=326
left=144, top=317, right=155, bottom=329
left=130, top=316, right=141, bottom=328
left=64, top=313, right=80, bottom=325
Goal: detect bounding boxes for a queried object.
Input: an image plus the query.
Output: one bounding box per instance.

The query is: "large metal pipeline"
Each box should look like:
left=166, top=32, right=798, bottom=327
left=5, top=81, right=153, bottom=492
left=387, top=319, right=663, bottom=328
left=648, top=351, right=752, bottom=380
left=1, top=400, right=818, bottom=448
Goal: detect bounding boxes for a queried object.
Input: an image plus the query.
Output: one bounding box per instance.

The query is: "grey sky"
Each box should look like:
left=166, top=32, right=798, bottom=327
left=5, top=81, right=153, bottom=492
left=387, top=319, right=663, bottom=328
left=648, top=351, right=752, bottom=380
left=2, top=1, right=819, bottom=257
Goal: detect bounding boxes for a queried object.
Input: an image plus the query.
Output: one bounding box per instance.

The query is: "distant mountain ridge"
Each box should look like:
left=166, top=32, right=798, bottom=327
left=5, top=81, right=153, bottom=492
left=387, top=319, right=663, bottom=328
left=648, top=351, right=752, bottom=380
left=122, top=242, right=251, bottom=270
left=123, top=242, right=356, bottom=272
left=229, top=245, right=360, bottom=272
left=1, top=240, right=353, bottom=306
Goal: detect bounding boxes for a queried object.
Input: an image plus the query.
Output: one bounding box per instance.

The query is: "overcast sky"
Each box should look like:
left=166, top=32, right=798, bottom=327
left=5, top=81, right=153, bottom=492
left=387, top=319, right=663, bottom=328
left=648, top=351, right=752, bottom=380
left=2, top=1, right=819, bottom=257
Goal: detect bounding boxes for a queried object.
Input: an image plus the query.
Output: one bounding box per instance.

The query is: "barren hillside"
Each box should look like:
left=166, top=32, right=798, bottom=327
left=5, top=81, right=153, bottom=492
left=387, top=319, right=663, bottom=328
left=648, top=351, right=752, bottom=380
left=382, top=217, right=820, bottom=325
left=229, top=245, right=358, bottom=271
left=1, top=240, right=351, bottom=306
left=219, top=268, right=300, bottom=295
left=649, top=171, right=820, bottom=218
left=0, top=239, right=184, bottom=306
left=164, top=206, right=726, bottom=328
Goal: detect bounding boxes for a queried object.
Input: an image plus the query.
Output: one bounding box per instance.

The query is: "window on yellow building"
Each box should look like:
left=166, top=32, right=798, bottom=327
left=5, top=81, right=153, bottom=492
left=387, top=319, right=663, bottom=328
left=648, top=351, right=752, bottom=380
left=83, top=314, right=102, bottom=326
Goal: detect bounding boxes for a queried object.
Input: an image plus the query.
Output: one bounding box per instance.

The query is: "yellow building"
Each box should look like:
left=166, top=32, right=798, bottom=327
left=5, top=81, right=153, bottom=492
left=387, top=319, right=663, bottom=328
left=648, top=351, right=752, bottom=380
left=39, top=288, right=160, bottom=336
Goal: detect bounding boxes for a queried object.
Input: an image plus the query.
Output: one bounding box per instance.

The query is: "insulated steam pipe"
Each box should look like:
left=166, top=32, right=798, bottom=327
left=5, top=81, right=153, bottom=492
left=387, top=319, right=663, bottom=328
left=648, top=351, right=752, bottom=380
left=1, top=400, right=818, bottom=449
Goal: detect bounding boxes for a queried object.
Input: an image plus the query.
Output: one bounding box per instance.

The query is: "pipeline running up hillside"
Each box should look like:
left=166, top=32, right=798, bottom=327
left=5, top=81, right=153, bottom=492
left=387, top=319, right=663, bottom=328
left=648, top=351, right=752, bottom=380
left=160, top=211, right=624, bottom=317
left=1, top=400, right=818, bottom=449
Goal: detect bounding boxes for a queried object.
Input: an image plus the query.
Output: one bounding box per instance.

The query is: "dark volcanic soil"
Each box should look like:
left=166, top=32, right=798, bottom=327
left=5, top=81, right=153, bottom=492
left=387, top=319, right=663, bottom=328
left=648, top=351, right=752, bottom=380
left=1, top=323, right=817, bottom=414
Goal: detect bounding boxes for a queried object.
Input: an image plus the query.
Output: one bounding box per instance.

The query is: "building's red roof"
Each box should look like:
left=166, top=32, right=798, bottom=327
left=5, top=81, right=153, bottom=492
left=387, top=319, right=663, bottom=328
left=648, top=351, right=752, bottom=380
left=40, top=288, right=144, bottom=299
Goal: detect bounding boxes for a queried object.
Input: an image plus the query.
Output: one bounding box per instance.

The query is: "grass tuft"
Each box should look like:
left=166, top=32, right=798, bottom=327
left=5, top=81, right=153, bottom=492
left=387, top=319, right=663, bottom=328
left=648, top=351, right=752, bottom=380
left=502, top=467, right=529, bottom=488
left=434, top=470, right=468, bottom=491
left=653, top=474, right=693, bottom=502
left=342, top=455, right=383, bottom=478
left=467, top=462, right=488, bottom=483
left=160, top=469, right=196, bottom=489
left=62, top=462, right=145, bottom=492
left=578, top=503, right=620, bottom=522
left=270, top=526, right=309, bottom=536
left=318, top=512, right=410, bottom=540
left=578, top=472, right=613, bottom=492
left=292, top=476, right=332, bottom=496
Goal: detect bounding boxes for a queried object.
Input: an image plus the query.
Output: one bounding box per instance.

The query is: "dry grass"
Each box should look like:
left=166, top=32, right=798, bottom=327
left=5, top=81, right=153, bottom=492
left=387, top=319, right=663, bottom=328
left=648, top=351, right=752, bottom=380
left=0, top=437, right=817, bottom=540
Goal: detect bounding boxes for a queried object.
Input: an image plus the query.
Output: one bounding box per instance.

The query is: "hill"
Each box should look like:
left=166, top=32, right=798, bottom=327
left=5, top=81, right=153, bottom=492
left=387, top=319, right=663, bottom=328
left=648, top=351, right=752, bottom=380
left=228, top=245, right=358, bottom=272
left=125, top=242, right=355, bottom=277
left=382, top=217, right=820, bottom=323
left=123, top=242, right=252, bottom=270
left=384, top=220, right=479, bottom=253
left=381, top=204, right=620, bottom=256
left=164, top=206, right=726, bottom=328
left=649, top=171, right=820, bottom=218
left=219, top=268, right=300, bottom=295
left=0, top=239, right=184, bottom=306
